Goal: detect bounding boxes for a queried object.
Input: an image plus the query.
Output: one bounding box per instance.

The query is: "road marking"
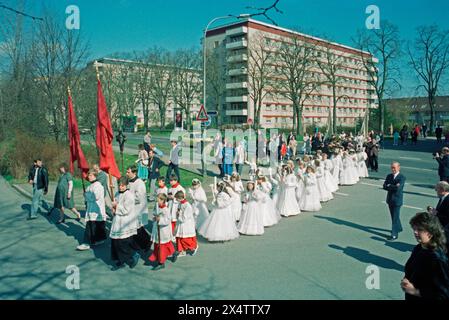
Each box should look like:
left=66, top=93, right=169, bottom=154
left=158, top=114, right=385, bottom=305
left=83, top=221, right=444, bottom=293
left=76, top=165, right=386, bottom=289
left=362, top=182, right=436, bottom=197
left=361, top=182, right=382, bottom=188
left=399, top=156, right=422, bottom=160
left=381, top=201, right=423, bottom=211
left=334, top=192, right=349, bottom=196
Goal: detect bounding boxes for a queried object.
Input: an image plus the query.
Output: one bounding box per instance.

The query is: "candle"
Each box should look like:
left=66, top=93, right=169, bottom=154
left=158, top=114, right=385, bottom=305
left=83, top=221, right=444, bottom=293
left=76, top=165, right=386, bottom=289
left=269, top=167, right=272, bottom=176
left=214, top=176, right=217, bottom=186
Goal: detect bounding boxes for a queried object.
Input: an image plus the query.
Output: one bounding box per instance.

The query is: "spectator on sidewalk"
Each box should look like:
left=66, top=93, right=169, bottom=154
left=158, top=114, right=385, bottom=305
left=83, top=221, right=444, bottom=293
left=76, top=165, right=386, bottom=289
left=147, top=149, right=164, bottom=202
left=166, top=140, right=181, bottom=182
left=422, top=123, right=428, bottom=138
left=393, top=130, right=400, bottom=146
left=435, top=147, right=449, bottom=183
left=52, top=163, right=81, bottom=224
left=27, top=158, right=49, bottom=220
left=436, top=125, right=443, bottom=143
left=143, top=131, right=152, bottom=153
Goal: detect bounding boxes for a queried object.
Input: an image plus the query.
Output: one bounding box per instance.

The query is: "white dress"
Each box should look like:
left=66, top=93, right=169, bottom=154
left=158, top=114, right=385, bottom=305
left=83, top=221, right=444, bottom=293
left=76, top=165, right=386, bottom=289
left=357, top=152, right=369, bottom=178
left=331, top=155, right=342, bottom=187
left=323, top=159, right=338, bottom=193
left=300, top=173, right=322, bottom=212
left=269, top=175, right=281, bottom=210
left=110, top=190, right=138, bottom=239
left=350, top=155, right=360, bottom=184
left=238, top=190, right=265, bottom=235
left=295, top=168, right=305, bottom=202
left=259, top=181, right=281, bottom=227
left=339, top=156, right=356, bottom=186
left=228, top=186, right=242, bottom=222
left=315, top=166, right=334, bottom=202
left=188, top=187, right=209, bottom=230
left=198, top=192, right=239, bottom=242
left=278, top=173, right=301, bottom=217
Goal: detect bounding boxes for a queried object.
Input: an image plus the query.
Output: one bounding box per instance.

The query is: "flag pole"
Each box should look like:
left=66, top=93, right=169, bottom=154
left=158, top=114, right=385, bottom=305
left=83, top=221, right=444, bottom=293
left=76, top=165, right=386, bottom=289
left=68, top=86, right=86, bottom=195
left=95, top=65, right=116, bottom=202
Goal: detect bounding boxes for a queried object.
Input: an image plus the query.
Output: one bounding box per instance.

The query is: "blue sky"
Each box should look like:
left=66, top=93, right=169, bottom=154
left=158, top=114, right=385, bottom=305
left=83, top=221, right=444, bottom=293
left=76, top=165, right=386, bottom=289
left=3, top=0, right=449, bottom=97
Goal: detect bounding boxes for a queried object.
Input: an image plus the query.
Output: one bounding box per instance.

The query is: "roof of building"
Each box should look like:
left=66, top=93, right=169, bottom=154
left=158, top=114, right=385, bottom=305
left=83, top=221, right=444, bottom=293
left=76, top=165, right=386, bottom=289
left=384, top=96, right=449, bottom=112
left=206, top=18, right=373, bottom=58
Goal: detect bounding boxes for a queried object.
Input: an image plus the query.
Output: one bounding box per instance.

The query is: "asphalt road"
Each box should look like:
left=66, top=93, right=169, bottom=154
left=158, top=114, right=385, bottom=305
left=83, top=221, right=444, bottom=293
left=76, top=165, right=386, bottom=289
left=0, top=138, right=442, bottom=299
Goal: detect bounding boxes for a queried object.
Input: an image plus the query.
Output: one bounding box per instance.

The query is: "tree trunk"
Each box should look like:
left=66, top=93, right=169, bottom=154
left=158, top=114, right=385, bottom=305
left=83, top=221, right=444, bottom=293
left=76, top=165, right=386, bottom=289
left=378, top=100, right=384, bottom=133
left=332, top=87, right=337, bottom=134
left=429, top=94, right=435, bottom=132
left=293, top=105, right=296, bottom=132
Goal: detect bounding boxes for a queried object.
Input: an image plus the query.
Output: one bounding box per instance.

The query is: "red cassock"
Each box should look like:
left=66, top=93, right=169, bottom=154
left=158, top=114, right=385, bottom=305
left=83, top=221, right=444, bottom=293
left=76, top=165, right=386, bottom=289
left=149, top=242, right=175, bottom=264
left=171, top=221, right=176, bottom=233
left=176, top=236, right=197, bottom=252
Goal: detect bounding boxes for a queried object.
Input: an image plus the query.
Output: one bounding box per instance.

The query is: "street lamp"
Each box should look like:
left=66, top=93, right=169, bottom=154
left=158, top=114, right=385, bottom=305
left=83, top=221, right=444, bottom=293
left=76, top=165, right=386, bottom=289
left=201, top=13, right=249, bottom=177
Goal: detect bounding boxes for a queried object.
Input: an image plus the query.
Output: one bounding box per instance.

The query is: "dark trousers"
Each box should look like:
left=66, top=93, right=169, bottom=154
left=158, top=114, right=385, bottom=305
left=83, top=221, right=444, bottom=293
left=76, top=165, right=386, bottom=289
left=439, top=176, right=449, bottom=183
left=143, top=143, right=151, bottom=153
left=133, top=226, right=152, bottom=251
left=370, top=155, right=378, bottom=171
left=166, top=163, right=180, bottom=182
left=235, top=163, right=243, bottom=176
left=83, top=221, right=107, bottom=245
left=388, top=204, right=403, bottom=237
left=111, top=237, right=138, bottom=265
left=218, top=164, right=224, bottom=177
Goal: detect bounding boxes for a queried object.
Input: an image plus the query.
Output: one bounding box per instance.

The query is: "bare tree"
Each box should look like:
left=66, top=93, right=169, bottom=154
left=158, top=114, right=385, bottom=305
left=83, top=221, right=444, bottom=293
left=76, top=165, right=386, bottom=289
left=408, top=25, right=449, bottom=131
left=147, top=48, right=174, bottom=129
left=247, top=32, right=276, bottom=130
left=172, top=48, right=202, bottom=130
left=353, top=21, right=401, bottom=133
left=317, top=45, right=348, bottom=135
left=277, top=37, right=319, bottom=135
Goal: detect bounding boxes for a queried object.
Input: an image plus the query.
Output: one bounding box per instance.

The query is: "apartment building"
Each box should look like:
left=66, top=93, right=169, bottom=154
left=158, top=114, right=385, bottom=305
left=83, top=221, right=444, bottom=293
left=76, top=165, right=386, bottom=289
left=92, top=58, right=202, bottom=130
left=205, top=18, right=379, bottom=130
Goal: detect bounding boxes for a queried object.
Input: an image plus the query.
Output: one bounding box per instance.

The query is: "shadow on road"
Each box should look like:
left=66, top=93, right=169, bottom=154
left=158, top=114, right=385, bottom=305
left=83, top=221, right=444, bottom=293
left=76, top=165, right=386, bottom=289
left=370, top=236, right=415, bottom=253
left=328, top=244, right=404, bottom=272
left=314, top=215, right=390, bottom=239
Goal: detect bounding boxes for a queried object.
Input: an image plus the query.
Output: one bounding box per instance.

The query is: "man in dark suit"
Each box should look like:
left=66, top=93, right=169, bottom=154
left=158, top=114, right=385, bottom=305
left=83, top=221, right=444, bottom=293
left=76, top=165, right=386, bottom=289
left=436, top=124, right=443, bottom=143
left=383, top=162, right=406, bottom=240
left=429, top=182, right=449, bottom=249
left=28, top=159, right=49, bottom=220
left=435, top=147, right=449, bottom=182
left=147, top=149, right=164, bottom=202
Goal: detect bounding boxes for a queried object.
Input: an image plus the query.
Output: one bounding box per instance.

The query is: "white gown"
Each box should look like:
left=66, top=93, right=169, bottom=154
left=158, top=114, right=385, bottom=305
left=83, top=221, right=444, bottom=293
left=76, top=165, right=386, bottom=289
left=259, top=181, right=281, bottom=227
left=278, top=173, right=301, bottom=217
left=295, top=168, right=305, bottom=202
left=315, top=166, right=334, bottom=202
left=238, top=190, right=265, bottom=235
left=323, top=159, right=338, bottom=193
left=188, top=187, right=209, bottom=230
left=350, top=155, right=360, bottom=184
left=228, top=186, right=242, bottom=222
left=357, top=152, right=369, bottom=178
left=300, top=173, right=322, bottom=212
left=199, top=192, right=239, bottom=242
left=331, top=155, right=342, bottom=187
left=339, top=156, right=356, bottom=186
left=270, top=176, right=281, bottom=210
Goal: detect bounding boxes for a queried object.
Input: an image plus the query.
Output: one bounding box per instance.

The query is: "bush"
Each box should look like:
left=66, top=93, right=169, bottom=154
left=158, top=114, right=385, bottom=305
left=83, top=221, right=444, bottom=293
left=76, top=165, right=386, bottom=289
left=0, top=131, right=100, bottom=181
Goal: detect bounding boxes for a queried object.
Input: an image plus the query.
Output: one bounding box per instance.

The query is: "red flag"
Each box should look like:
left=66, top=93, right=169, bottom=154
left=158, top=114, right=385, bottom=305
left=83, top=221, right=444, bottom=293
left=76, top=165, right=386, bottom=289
left=68, top=93, right=89, bottom=178
left=96, top=79, right=121, bottom=178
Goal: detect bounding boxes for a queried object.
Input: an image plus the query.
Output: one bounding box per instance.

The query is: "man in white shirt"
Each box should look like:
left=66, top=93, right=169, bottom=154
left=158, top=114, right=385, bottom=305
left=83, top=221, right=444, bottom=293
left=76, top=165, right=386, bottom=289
left=166, top=140, right=181, bottom=183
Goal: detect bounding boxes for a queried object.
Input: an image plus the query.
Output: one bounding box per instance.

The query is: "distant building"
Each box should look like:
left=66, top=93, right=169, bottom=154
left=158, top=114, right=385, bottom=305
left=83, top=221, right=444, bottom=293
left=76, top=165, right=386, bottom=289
left=384, top=96, right=449, bottom=127
left=205, top=18, right=378, bottom=129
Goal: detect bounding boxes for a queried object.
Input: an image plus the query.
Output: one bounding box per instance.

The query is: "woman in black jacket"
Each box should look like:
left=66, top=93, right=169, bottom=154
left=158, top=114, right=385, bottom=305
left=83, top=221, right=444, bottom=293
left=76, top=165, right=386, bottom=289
left=402, top=211, right=449, bottom=300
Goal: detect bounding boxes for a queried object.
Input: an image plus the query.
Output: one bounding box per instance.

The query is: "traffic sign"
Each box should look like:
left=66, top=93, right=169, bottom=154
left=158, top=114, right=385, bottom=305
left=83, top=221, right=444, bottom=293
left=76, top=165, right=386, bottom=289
left=197, top=105, right=209, bottom=121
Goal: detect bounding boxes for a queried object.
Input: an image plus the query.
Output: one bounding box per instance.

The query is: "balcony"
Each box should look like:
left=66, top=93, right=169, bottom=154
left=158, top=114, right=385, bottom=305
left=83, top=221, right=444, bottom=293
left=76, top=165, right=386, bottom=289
left=226, top=40, right=248, bottom=50
left=226, top=26, right=248, bottom=37
left=228, top=67, right=248, bottom=76
left=226, top=109, right=248, bottom=116
left=226, top=54, right=248, bottom=63
left=226, top=96, right=248, bottom=103
left=226, top=82, right=248, bottom=90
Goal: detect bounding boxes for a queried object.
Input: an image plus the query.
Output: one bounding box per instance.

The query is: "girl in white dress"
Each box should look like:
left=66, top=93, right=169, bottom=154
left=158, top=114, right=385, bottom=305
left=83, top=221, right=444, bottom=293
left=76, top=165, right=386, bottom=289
left=300, top=166, right=322, bottom=212
left=278, top=166, right=301, bottom=217
left=227, top=175, right=243, bottom=222
left=348, top=150, right=360, bottom=184
left=269, top=166, right=282, bottom=211
left=339, top=151, right=356, bottom=186
left=188, top=179, right=209, bottom=230
left=314, top=159, right=334, bottom=202
left=322, top=153, right=338, bottom=193
left=238, top=182, right=265, bottom=235
left=295, top=161, right=306, bottom=203
left=356, top=148, right=369, bottom=178
left=257, top=175, right=281, bottom=227
left=331, top=150, right=342, bottom=187
left=198, top=182, right=239, bottom=242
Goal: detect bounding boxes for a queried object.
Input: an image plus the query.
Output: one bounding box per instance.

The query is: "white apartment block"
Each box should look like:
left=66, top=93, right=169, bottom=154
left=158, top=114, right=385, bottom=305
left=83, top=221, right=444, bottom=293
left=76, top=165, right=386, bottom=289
left=205, top=18, right=379, bottom=129
left=93, top=58, right=202, bottom=130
